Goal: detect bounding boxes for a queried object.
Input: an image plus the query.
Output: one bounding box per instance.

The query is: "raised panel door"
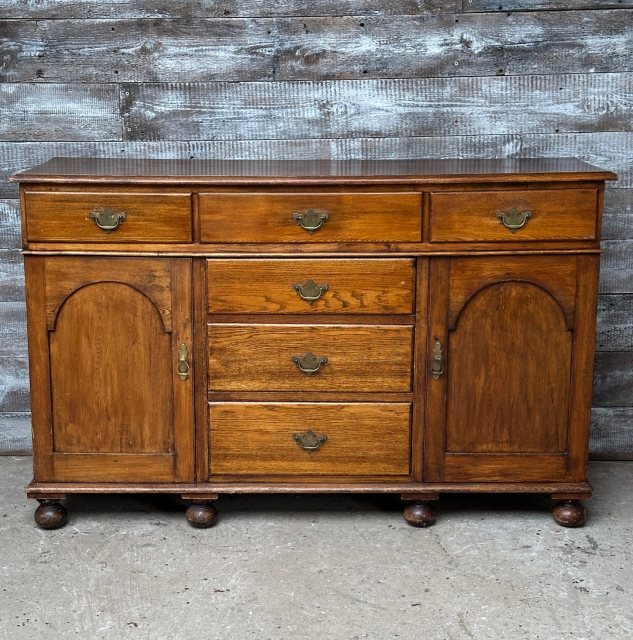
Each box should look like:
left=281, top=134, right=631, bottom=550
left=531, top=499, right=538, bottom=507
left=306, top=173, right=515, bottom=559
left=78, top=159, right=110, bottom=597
left=25, top=256, right=194, bottom=483
left=425, top=255, right=599, bottom=483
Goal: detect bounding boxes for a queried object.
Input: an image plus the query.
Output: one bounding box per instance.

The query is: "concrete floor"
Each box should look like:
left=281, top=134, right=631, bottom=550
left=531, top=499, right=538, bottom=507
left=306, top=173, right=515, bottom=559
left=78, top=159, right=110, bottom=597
left=0, top=458, right=632, bottom=640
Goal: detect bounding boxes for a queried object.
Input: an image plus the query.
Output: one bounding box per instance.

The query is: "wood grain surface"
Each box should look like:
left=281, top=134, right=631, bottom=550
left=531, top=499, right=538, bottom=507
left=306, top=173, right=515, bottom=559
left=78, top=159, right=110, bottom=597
left=119, top=74, right=633, bottom=141
left=0, top=84, right=120, bottom=142
left=0, top=1, right=462, bottom=19
left=425, top=253, right=598, bottom=481
left=597, top=295, right=633, bottom=351
left=0, top=200, right=22, bottom=250
left=208, top=324, right=414, bottom=392
left=199, top=191, right=422, bottom=242
left=12, top=157, right=615, bottom=183
left=2, top=12, right=631, bottom=82
left=429, top=188, right=598, bottom=242
left=24, top=190, right=192, bottom=243
left=208, top=402, right=412, bottom=477
left=445, top=254, right=578, bottom=328
left=465, top=1, right=633, bottom=11
left=50, top=282, right=175, bottom=454
left=445, top=282, right=572, bottom=454
left=26, top=256, right=195, bottom=483
left=207, top=258, right=416, bottom=314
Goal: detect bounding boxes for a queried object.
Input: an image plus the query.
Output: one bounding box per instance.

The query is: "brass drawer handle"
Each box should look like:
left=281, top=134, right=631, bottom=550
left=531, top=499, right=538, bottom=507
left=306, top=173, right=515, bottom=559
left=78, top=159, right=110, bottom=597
left=293, top=209, right=329, bottom=234
left=89, top=207, right=127, bottom=232
left=293, top=279, right=329, bottom=303
left=497, top=207, right=532, bottom=233
left=293, top=429, right=327, bottom=452
left=431, top=338, right=443, bottom=380
left=292, top=352, right=328, bottom=374
left=177, top=343, right=190, bottom=381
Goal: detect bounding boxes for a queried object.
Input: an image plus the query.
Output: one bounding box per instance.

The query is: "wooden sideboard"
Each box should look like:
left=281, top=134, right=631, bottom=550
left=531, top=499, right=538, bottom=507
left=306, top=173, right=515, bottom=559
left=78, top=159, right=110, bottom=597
left=11, top=158, right=617, bottom=530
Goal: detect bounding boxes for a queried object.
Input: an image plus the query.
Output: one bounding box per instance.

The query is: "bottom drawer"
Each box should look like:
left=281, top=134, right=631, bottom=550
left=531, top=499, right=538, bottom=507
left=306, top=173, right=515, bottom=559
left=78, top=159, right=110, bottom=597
left=209, top=402, right=411, bottom=478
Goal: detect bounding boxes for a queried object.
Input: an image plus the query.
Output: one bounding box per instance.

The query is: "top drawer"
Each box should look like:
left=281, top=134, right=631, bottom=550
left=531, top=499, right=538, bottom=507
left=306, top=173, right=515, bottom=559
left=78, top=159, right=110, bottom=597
left=24, top=191, right=192, bottom=243
left=428, top=188, right=598, bottom=242
left=199, top=192, right=422, bottom=243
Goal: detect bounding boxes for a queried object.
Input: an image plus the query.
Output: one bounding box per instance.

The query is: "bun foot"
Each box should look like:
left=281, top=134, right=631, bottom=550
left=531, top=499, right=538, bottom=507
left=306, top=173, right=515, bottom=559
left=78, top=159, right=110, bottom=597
left=403, top=502, right=435, bottom=528
left=552, top=500, right=586, bottom=528
left=185, top=502, right=218, bottom=528
left=34, top=500, right=67, bottom=530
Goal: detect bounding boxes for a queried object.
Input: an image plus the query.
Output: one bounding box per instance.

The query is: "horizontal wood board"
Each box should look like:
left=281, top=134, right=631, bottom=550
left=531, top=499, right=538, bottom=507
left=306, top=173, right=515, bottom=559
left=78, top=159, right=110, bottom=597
left=0, top=1, right=463, bottom=19
left=2, top=12, right=632, bottom=82
left=118, top=74, right=633, bottom=141
left=1, top=2, right=631, bottom=457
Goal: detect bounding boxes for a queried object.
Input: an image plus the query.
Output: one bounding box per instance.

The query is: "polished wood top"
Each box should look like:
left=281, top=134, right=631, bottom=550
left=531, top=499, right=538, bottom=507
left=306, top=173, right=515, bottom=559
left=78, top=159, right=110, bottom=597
left=11, top=157, right=617, bottom=185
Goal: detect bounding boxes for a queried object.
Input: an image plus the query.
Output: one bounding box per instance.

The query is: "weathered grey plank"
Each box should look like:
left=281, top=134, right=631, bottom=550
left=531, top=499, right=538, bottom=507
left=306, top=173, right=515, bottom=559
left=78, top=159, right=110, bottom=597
left=1, top=12, right=631, bottom=82
left=597, top=295, right=633, bottom=352
left=1, top=132, right=630, bottom=198
left=0, top=357, right=29, bottom=413
left=0, top=302, right=26, bottom=358
left=276, top=11, right=633, bottom=81
left=0, top=412, right=31, bottom=455
left=602, top=188, right=633, bottom=240
left=0, top=0, right=460, bottom=19
left=0, top=83, right=120, bottom=142
left=0, top=199, right=21, bottom=250
left=0, top=249, right=24, bottom=301
left=590, top=408, right=633, bottom=460
left=593, top=351, right=633, bottom=406
left=465, top=0, right=633, bottom=12
left=600, top=240, right=633, bottom=294
left=121, top=74, right=633, bottom=142
left=0, top=18, right=277, bottom=83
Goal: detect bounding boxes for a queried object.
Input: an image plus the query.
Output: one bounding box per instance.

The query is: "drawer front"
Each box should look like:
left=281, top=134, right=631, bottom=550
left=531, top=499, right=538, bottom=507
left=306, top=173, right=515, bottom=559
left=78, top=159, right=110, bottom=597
left=429, top=188, right=598, bottom=242
left=207, top=258, right=415, bottom=314
left=208, top=324, right=413, bottom=392
left=209, top=402, right=411, bottom=477
left=199, top=192, right=422, bottom=242
left=24, top=191, right=192, bottom=242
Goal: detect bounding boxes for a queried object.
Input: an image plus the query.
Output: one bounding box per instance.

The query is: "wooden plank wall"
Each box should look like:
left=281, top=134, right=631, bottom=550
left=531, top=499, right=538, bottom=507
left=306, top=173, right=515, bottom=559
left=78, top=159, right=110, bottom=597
left=0, top=0, right=631, bottom=457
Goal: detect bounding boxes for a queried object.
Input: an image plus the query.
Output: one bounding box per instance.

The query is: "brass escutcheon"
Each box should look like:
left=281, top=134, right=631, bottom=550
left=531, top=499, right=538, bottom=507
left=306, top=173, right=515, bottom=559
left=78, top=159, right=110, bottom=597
left=292, top=352, right=328, bottom=374
left=292, top=209, right=330, bottom=234
left=292, top=429, right=327, bottom=452
left=89, top=207, right=126, bottom=232
left=293, top=279, right=329, bottom=303
left=177, top=343, right=190, bottom=381
left=431, top=338, right=444, bottom=380
left=496, top=207, right=533, bottom=233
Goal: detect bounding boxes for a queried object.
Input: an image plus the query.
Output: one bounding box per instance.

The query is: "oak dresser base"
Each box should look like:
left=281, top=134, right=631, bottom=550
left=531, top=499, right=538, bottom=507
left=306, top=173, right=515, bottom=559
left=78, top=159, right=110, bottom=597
left=12, top=158, right=615, bottom=532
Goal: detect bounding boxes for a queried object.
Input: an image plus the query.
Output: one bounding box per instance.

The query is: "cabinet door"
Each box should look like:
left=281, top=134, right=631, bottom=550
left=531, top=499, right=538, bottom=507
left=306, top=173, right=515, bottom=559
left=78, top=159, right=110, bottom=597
left=25, top=256, right=194, bottom=483
left=425, top=255, right=598, bottom=483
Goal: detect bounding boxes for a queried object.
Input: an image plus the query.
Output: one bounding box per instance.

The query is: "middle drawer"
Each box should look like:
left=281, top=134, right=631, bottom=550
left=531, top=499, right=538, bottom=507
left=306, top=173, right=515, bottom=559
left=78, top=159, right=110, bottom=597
left=208, top=324, right=414, bottom=392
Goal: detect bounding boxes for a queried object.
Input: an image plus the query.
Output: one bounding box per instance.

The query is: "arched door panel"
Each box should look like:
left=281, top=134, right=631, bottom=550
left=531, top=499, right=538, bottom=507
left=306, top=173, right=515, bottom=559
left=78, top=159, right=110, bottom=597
left=25, top=256, right=194, bottom=483
left=425, top=255, right=598, bottom=483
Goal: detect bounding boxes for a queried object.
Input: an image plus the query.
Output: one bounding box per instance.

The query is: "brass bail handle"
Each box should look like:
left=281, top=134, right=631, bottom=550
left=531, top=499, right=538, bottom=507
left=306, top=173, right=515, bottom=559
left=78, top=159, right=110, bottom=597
left=293, top=279, right=329, bottom=303
left=431, top=338, right=444, bottom=380
left=293, top=209, right=330, bottom=234
left=293, top=352, right=328, bottom=374
left=89, top=207, right=127, bottom=232
left=292, top=429, right=327, bottom=452
left=497, top=207, right=532, bottom=233
left=177, top=343, right=190, bottom=381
